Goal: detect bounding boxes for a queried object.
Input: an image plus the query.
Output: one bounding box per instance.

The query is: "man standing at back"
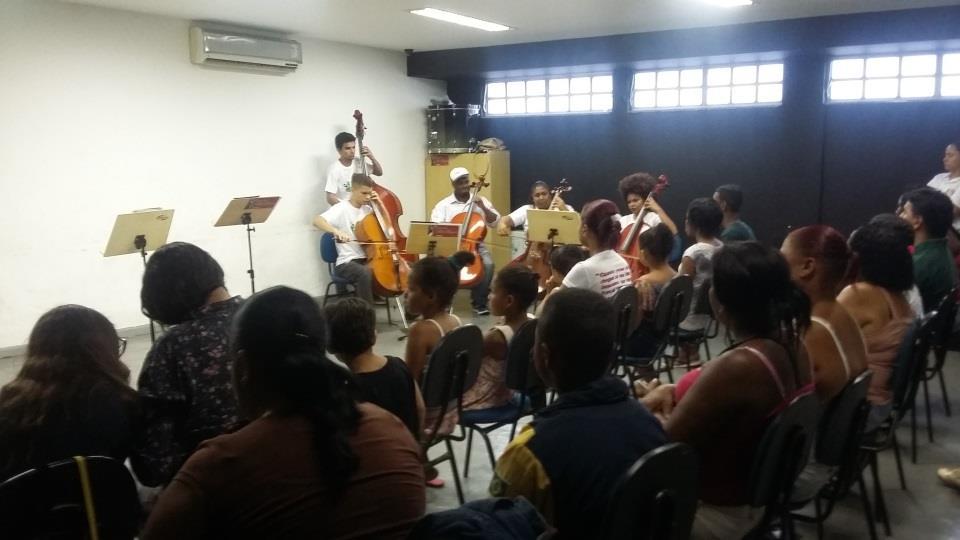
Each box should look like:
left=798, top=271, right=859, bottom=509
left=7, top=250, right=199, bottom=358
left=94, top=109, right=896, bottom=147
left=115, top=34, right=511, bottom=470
left=490, top=288, right=666, bottom=538
left=324, top=132, right=384, bottom=206
left=714, top=184, right=756, bottom=243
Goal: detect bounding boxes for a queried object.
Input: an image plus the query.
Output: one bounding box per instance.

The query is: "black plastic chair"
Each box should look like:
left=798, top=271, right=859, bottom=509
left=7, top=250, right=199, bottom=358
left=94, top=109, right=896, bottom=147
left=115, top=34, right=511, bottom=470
left=611, top=285, right=641, bottom=369
left=789, top=371, right=877, bottom=540
left=319, top=232, right=357, bottom=306
left=860, top=313, right=936, bottom=536
left=746, top=392, right=820, bottom=540
left=600, top=443, right=698, bottom=540
left=921, top=287, right=958, bottom=443
left=420, top=325, right=484, bottom=505
left=675, top=278, right=719, bottom=363
left=0, top=456, right=141, bottom=540
left=460, top=320, right=543, bottom=476
left=645, top=275, right=693, bottom=383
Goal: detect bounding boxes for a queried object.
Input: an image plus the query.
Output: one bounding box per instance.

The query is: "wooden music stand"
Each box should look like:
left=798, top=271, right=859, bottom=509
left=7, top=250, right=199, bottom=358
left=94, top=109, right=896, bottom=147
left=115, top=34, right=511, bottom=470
left=407, top=221, right=461, bottom=257
left=527, top=209, right=582, bottom=246
left=103, top=208, right=175, bottom=343
left=215, top=196, right=280, bottom=294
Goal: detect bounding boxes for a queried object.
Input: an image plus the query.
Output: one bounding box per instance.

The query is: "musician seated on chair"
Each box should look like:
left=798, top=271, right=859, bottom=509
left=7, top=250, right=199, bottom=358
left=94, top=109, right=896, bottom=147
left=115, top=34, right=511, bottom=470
left=430, top=167, right=501, bottom=316
left=496, top=181, right=575, bottom=236
left=324, top=132, right=383, bottom=206
left=313, top=174, right=377, bottom=305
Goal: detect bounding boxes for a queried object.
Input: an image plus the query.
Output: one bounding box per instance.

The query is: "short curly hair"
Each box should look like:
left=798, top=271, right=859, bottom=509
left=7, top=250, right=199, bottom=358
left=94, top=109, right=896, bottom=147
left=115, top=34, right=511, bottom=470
left=618, top=172, right=657, bottom=201
left=324, top=298, right=376, bottom=358
left=141, top=242, right=225, bottom=325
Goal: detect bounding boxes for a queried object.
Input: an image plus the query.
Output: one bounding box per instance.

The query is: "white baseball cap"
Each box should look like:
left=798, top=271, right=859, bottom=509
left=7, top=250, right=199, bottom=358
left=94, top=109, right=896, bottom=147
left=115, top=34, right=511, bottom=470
left=449, top=167, right=470, bottom=182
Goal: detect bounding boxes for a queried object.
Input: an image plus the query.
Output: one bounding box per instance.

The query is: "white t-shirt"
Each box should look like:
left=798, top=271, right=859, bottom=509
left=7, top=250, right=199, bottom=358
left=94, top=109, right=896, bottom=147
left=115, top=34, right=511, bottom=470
left=617, top=212, right=663, bottom=250
left=507, top=204, right=578, bottom=231
left=324, top=158, right=375, bottom=202
left=680, top=238, right=723, bottom=330
left=320, top=201, right=372, bottom=266
left=562, top=249, right=634, bottom=299
left=927, top=172, right=960, bottom=231
left=430, top=194, right=501, bottom=224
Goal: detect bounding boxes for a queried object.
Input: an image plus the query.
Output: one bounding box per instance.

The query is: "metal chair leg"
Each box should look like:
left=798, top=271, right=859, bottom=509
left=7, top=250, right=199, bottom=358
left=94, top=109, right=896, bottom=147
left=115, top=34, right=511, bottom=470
left=939, top=368, right=952, bottom=417
left=923, top=377, right=934, bottom=443
left=857, top=473, right=879, bottom=540
left=509, top=421, right=518, bottom=441
left=892, top=431, right=907, bottom=491
left=445, top=438, right=466, bottom=505
left=911, top=403, right=918, bottom=464
left=869, top=453, right=891, bottom=537
left=479, top=429, right=497, bottom=470
left=814, top=496, right=824, bottom=540
left=463, top=428, right=474, bottom=478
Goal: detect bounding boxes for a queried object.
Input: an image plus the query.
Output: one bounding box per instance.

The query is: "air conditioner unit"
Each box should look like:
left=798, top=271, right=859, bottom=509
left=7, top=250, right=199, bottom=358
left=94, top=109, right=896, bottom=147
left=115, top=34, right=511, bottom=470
left=189, top=26, right=302, bottom=71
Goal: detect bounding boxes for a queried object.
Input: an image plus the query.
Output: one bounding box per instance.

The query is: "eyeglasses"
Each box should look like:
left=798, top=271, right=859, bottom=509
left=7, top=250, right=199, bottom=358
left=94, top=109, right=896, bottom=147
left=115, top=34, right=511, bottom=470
left=118, top=337, right=128, bottom=357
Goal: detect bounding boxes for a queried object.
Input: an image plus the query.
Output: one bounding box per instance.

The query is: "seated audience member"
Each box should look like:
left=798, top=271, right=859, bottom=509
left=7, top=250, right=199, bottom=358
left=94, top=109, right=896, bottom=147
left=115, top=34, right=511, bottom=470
left=142, top=286, right=425, bottom=540
left=561, top=199, right=633, bottom=299
left=781, top=225, right=868, bottom=403
left=404, top=252, right=474, bottom=487
left=678, top=198, right=725, bottom=364
left=838, top=219, right=915, bottom=429
left=490, top=288, right=666, bottom=538
left=0, top=306, right=138, bottom=482
left=641, top=242, right=814, bottom=539
left=325, top=298, right=423, bottom=439
left=133, top=242, right=241, bottom=487
left=899, top=187, right=959, bottom=312
left=538, top=244, right=587, bottom=308
left=463, top=264, right=539, bottom=411
left=624, top=224, right=679, bottom=361
left=871, top=213, right=925, bottom=316
left=713, top=184, right=756, bottom=242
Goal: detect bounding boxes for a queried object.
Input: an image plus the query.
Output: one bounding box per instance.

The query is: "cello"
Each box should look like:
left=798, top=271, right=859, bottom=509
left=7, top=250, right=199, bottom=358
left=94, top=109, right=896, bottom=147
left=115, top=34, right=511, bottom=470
left=618, top=174, right=669, bottom=279
left=451, top=173, right=490, bottom=287
left=352, top=110, right=413, bottom=261
left=516, top=179, right=572, bottom=292
left=351, top=111, right=410, bottom=296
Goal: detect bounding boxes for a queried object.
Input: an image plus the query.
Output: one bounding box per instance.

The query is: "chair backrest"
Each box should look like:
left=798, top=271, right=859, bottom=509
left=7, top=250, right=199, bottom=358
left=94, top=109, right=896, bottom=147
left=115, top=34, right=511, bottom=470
left=748, top=392, right=820, bottom=509
left=421, top=325, right=484, bottom=412
left=320, top=232, right=339, bottom=267
left=890, top=313, right=936, bottom=421
left=504, top=319, right=540, bottom=394
left=0, top=456, right=141, bottom=540
left=929, top=287, right=958, bottom=367
left=600, top=443, right=699, bottom=540
left=611, top=286, right=641, bottom=340
left=690, top=277, right=714, bottom=316
left=815, top=370, right=873, bottom=466
left=652, top=274, right=693, bottom=334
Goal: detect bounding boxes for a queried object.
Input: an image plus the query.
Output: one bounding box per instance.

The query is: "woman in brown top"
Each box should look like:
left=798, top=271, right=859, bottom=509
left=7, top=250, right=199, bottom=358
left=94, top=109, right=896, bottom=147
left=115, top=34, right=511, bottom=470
left=143, top=286, right=425, bottom=540
left=838, top=217, right=915, bottom=429
left=781, top=225, right=868, bottom=403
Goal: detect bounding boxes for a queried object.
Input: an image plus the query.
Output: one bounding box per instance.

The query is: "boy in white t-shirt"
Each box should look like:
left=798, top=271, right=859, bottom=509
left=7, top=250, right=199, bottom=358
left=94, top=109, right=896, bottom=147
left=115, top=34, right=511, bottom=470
left=313, top=174, right=376, bottom=303
left=678, top=197, right=725, bottom=365
left=324, top=132, right=383, bottom=206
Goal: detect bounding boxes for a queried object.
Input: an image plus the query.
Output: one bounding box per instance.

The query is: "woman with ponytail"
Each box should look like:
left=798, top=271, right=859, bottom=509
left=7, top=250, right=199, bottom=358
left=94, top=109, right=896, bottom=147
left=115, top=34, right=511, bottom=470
left=403, top=251, right=475, bottom=487
left=640, top=242, right=813, bottom=539
left=143, top=286, right=425, bottom=540
left=781, top=225, right=868, bottom=403
left=561, top=199, right=633, bottom=299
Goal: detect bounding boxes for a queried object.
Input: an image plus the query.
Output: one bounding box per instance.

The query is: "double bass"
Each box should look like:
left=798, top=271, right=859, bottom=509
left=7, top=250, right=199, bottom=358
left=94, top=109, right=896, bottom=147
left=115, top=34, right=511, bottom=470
left=618, top=174, right=669, bottom=279
left=351, top=110, right=410, bottom=296
left=451, top=174, right=490, bottom=287
left=516, top=179, right=573, bottom=291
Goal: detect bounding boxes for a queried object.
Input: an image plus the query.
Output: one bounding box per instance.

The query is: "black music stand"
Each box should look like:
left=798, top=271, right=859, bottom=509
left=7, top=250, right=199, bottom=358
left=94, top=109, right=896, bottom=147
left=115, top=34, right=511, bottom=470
left=215, top=196, right=280, bottom=295
left=103, top=208, right=175, bottom=343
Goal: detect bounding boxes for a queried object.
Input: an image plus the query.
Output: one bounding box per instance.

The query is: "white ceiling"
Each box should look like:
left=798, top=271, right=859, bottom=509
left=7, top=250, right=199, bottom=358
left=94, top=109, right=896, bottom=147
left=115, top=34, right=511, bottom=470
left=63, top=0, right=960, bottom=52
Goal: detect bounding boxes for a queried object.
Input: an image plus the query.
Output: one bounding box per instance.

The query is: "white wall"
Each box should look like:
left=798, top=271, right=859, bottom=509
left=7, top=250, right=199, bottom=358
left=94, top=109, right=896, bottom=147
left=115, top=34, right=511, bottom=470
left=0, top=0, right=445, bottom=348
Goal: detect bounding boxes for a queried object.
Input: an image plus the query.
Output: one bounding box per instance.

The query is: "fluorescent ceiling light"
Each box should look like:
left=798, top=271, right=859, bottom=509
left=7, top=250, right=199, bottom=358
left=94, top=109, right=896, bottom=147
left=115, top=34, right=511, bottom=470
left=703, top=0, right=754, bottom=6
left=410, top=8, right=511, bottom=32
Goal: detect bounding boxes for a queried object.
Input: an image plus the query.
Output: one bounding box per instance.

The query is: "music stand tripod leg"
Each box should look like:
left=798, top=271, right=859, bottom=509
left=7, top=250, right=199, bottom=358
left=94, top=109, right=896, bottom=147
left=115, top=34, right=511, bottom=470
left=135, top=234, right=157, bottom=344
left=241, top=213, right=256, bottom=295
